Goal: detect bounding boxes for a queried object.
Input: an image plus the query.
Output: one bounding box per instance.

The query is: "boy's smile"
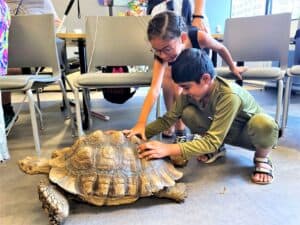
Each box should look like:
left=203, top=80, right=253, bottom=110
left=178, top=74, right=214, bottom=102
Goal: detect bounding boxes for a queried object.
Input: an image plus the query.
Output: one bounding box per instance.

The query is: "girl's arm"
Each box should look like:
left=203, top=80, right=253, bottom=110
left=197, top=30, right=246, bottom=80
left=125, top=59, right=167, bottom=140
left=192, top=0, right=208, bottom=32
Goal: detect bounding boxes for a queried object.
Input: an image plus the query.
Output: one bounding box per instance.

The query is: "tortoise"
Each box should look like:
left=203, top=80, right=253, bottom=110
left=18, top=130, right=187, bottom=225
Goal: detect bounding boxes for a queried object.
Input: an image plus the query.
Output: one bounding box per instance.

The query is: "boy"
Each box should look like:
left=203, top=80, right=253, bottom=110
left=137, top=48, right=279, bottom=185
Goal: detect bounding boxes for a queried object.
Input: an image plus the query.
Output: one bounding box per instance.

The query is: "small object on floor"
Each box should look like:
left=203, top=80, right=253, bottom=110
left=197, top=144, right=226, bottom=164
left=251, top=157, right=274, bottom=185
left=18, top=130, right=187, bottom=224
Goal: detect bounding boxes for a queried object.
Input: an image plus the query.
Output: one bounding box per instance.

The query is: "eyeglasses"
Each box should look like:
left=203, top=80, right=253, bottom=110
left=150, top=39, right=179, bottom=56
left=150, top=46, right=174, bottom=55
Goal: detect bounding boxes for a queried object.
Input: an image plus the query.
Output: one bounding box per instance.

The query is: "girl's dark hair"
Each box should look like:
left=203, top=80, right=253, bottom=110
left=171, top=48, right=215, bottom=83
left=147, top=11, right=187, bottom=41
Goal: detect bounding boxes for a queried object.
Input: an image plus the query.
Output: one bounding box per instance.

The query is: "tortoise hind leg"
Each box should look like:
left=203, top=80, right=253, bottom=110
left=154, top=183, right=187, bottom=202
left=38, top=180, right=69, bottom=225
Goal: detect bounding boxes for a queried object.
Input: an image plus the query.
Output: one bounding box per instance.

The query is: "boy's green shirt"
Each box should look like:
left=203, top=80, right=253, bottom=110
left=145, top=76, right=264, bottom=159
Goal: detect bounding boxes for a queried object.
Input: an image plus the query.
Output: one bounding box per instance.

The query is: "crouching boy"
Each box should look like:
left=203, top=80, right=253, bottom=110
left=137, top=48, right=279, bottom=185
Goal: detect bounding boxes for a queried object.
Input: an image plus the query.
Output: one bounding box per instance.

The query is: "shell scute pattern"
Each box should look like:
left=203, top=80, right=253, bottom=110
left=46, top=130, right=183, bottom=206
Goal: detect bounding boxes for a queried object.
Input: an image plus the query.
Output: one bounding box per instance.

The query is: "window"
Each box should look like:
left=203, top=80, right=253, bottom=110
left=231, top=0, right=300, bottom=19
left=231, top=0, right=266, bottom=18
left=272, top=0, right=300, bottom=19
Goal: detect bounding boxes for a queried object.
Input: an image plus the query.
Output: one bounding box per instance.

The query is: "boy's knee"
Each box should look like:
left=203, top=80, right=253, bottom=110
left=182, top=106, right=197, bottom=123
left=182, top=106, right=211, bottom=134
left=247, top=113, right=279, bottom=149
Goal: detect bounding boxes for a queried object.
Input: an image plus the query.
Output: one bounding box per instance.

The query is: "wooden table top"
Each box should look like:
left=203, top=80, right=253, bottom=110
left=56, top=32, right=86, bottom=39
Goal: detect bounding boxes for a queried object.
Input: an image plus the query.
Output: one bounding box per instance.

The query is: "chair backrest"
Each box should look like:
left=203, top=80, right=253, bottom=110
left=8, top=14, right=60, bottom=76
left=85, top=16, right=153, bottom=72
left=222, top=13, right=291, bottom=70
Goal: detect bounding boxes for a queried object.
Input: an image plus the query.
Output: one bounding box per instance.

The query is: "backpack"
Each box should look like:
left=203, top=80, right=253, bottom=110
left=101, top=66, right=136, bottom=104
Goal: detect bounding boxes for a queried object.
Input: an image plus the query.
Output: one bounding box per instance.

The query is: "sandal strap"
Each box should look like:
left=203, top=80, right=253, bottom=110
left=253, top=157, right=274, bottom=179
left=205, top=153, right=215, bottom=159
left=202, top=145, right=226, bottom=163
left=205, top=146, right=225, bottom=159
left=253, top=166, right=273, bottom=178
left=254, top=157, right=273, bottom=167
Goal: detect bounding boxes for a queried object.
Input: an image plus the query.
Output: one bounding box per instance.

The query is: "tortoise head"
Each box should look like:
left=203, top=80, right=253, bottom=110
left=18, top=156, right=51, bottom=175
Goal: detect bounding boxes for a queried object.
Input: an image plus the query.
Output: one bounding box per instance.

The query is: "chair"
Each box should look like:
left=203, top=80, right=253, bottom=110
left=215, top=13, right=291, bottom=125
left=0, top=14, right=70, bottom=154
left=282, top=28, right=300, bottom=131
left=73, top=16, right=155, bottom=136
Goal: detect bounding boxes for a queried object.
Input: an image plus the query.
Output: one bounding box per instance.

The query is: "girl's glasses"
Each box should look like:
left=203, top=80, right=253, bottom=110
left=150, top=39, right=179, bottom=55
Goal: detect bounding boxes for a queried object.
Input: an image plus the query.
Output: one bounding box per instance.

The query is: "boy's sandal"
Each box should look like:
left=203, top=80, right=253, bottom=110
left=170, top=155, right=189, bottom=167
left=198, top=145, right=226, bottom=164
left=251, top=157, right=274, bottom=185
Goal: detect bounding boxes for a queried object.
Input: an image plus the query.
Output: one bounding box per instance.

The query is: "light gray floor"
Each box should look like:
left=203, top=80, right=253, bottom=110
left=1, top=86, right=300, bottom=225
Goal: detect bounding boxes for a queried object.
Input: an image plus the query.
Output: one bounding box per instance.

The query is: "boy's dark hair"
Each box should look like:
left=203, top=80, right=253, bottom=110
left=147, top=11, right=187, bottom=41
left=171, top=48, right=215, bottom=83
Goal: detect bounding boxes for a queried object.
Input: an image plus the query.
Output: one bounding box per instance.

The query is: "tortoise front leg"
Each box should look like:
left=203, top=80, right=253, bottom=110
left=154, top=183, right=187, bottom=202
left=38, top=180, right=69, bottom=225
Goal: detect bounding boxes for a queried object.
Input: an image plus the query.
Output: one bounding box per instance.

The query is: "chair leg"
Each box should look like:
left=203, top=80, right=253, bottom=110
left=57, top=79, right=71, bottom=119
left=34, top=101, right=44, bottom=130
left=275, top=79, right=283, bottom=124
left=36, top=88, right=41, bottom=109
left=26, top=89, right=41, bottom=155
left=57, top=79, right=76, bottom=137
left=282, top=76, right=293, bottom=130
left=74, top=88, right=84, bottom=137
left=64, top=73, right=75, bottom=93
left=5, top=95, right=27, bottom=135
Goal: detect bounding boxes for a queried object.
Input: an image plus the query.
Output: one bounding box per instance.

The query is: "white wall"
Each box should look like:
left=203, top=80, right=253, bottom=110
left=52, top=0, right=115, bottom=32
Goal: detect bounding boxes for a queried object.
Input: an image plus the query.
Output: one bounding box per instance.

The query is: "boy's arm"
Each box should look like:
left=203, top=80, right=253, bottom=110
left=145, top=95, right=186, bottom=139
left=140, top=93, right=242, bottom=160
left=139, top=93, right=242, bottom=160
left=179, top=93, right=242, bottom=159
left=138, top=141, right=182, bottom=160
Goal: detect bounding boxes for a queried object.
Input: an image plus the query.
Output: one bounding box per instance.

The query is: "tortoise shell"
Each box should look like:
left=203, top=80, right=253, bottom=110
left=48, top=130, right=183, bottom=206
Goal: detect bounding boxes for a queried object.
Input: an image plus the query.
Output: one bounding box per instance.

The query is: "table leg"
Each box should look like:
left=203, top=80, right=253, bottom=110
left=77, top=38, right=92, bottom=130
